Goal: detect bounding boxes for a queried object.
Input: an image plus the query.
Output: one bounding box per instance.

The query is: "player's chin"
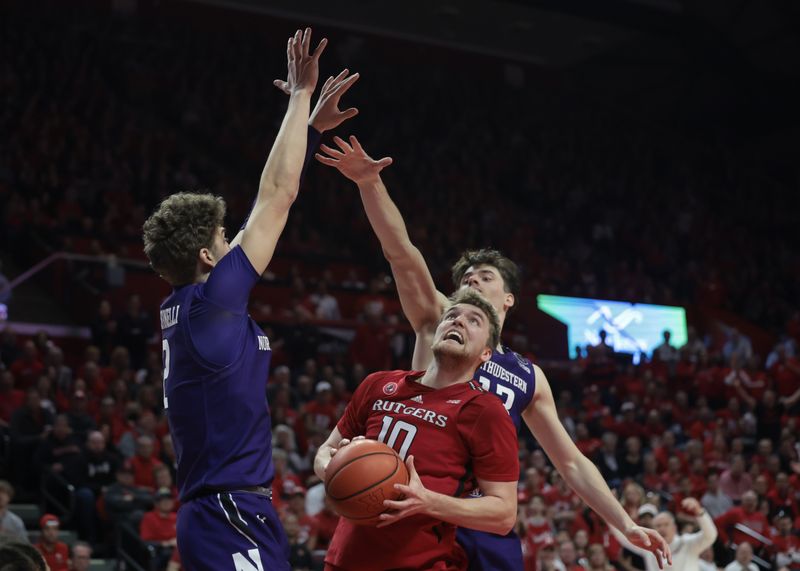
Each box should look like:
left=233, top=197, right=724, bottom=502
left=432, top=341, right=466, bottom=357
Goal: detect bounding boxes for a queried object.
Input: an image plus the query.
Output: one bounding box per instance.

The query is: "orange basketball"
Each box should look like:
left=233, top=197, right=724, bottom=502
left=324, top=439, right=409, bottom=526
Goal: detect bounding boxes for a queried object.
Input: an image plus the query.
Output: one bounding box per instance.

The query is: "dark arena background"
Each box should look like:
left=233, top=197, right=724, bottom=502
left=0, top=0, right=799, bottom=570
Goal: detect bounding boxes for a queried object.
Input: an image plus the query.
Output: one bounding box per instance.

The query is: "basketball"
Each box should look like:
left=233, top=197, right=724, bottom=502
left=324, top=439, right=409, bottom=526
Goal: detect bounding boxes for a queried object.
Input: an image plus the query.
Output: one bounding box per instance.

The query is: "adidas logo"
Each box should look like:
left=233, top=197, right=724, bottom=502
left=411, top=395, right=423, bottom=404
left=446, top=399, right=461, bottom=404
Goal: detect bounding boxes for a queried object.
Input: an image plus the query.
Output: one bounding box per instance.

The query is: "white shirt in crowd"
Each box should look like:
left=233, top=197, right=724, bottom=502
left=723, top=561, right=758, bottom=571
left=612, top=512, right=718, bottom=571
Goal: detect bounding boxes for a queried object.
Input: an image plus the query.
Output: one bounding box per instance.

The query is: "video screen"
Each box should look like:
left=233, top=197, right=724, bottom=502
left=536, top=294, right=688, bottom=363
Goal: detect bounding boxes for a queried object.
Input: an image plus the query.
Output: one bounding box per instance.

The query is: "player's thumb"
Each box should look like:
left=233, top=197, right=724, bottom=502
left=640, top=531, right=652, bottom=547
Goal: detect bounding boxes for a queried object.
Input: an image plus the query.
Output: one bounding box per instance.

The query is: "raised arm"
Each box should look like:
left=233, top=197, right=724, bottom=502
left=522, top=364, right=672, bottom=568
left=316, top=136, right=448, bottom=364
left=233, top=69, right=360, bottom=245
left=233, top=28, right=324, bottom=274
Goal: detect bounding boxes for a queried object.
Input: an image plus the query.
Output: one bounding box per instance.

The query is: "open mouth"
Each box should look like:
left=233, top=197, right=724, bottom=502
left=444, top=330, right=464, bottom=345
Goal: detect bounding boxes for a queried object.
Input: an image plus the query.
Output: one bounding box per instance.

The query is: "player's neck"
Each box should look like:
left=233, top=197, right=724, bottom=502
left=419, top=358, right=478, bottom=389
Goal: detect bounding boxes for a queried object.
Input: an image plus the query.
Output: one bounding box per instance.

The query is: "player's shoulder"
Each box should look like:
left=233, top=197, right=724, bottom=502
left=496, top=346, right=535, bottom=375
left=358, top=370, right=419, bottom=395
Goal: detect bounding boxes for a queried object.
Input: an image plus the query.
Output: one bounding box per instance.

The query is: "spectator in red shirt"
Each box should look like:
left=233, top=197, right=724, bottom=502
left=558, top=539, right=587, bottom=571
left=641, top=453, right=663, bottom=492
left=0, top=371, right=23, bottom=425
left=9, top=340, right=44, bottom=390
left=714, top=490, right=770, bottom=548
left=574, top=423, right=601, bottom=458
left=35, top=514, right=69, bottom=571
left=518, top=467, right=547, bottom=504
left=128, top=435, right=163, bottom=490
left=141, top=488, right=177, bottom=570
left=766, top=472, right=798, bottom=516
left=304, top=381, right=337, bottom=432
left=653, top=431, right=685, bottom=472
left=770, top=511, right=800, bottom=570
left=310, top=495, right=340, bottom=550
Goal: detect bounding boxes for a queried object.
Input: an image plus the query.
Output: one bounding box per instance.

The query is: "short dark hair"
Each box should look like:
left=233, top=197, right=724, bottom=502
left=142, top=192, right=226, bottom=285
left=450, top=249, right=521, bottom=310
left=445, top=289, right=500, bottom=350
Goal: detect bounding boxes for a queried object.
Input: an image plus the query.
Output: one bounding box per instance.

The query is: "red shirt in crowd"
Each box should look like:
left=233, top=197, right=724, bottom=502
left=0, top=389, right=24, bottom=422
left=714, top=507, right=770, bottom=546
left=140, top=509, right=177, bottom=542
left=129, top=455, right=163, bottom=490
left=35, top=541, right=70, bottom=571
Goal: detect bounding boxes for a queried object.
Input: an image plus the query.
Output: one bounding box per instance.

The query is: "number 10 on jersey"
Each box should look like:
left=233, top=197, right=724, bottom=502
left=377, top=416, right=417, bottom=460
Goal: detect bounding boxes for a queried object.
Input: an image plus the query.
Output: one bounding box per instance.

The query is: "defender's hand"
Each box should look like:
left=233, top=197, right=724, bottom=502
left=308, top=69, right=360, bottom=132
left=315, top=135, right=392, bottom=184
left=625, top=525, right=672, bottom=569
left=277, top=27, right=327, bottom=96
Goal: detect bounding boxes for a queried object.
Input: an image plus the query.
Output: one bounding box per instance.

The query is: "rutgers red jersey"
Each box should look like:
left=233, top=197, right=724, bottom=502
left=326, top=370, right=519, bottom=571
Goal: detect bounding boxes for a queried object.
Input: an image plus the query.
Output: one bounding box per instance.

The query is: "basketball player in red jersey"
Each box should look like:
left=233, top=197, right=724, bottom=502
left=316, top=135, right=672, bottom=569
left=315, top=290, right=519, bottom=571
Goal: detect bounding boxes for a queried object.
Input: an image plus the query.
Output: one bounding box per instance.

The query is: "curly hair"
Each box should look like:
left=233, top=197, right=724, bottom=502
left=450, top=248, right=521, bottom=311
left=142, top=192, right=226, bottom=285
left=446, top=289, right=501, bottom=350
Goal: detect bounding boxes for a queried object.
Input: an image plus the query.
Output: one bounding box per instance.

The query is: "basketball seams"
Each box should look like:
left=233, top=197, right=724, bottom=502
left=325, top=451, right=400, bottom=501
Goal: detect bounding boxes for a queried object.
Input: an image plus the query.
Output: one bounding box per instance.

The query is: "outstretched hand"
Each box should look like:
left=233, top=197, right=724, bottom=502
left=625, top=525, right=672, bottom=569
left=377, top=455, right=429, bottom=528
left=276, top=67, right=359, bottom=133
left=316, top=135, right=393, bottom=184
left=276, top=27, right=327, bottom=96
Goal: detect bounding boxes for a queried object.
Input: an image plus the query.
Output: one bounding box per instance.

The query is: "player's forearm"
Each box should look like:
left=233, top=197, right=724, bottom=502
left=356, top=177, right=417, bottom=262
left=357, top=177, right=443, bottom=330
left=562, top=454, right=636, bottom=533
left=233, top=125, right=321, bottom=245
left=425, top=492, right=516, bottom=535
left=256, top=91, right=312, bottom=208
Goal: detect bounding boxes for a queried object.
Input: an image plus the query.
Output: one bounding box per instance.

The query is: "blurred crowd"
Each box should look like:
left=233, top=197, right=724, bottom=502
left=1, top=1, right=798, bottom=334
left=0, top=0, right=799, bottom=570
left=1, top=295, right=798, bottom=569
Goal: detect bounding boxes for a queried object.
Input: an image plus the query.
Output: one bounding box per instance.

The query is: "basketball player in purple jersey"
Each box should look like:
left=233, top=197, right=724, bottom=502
left=316, top=136, right=672, bottom=569
left=142, top=29, right=357, bottom=571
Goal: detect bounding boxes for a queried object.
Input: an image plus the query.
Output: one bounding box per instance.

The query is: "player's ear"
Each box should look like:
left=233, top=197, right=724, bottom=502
left=503, top=292, right=515, bottom=313
left=479, top=346, right=492, bottom=363
left=197, top=247, right=215, bottom=268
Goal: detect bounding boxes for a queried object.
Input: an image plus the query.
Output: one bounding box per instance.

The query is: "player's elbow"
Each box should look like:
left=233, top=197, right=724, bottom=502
left=492, top=508, right=517, bottom=535
left=260, top=181, right=300, bottom=207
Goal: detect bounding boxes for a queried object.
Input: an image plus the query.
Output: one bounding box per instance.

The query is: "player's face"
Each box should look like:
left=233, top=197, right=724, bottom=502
left=458, top=264, right=513, bottom=318
left=432, top=303, right=493, bottom=365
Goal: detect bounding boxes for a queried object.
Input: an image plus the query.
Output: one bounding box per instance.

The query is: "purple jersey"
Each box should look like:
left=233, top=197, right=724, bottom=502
left=456, top=347, right=536, bottom=570
left=475, top=346, right=536, bottom=431
left=160, top=246, right=274, bottom=501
